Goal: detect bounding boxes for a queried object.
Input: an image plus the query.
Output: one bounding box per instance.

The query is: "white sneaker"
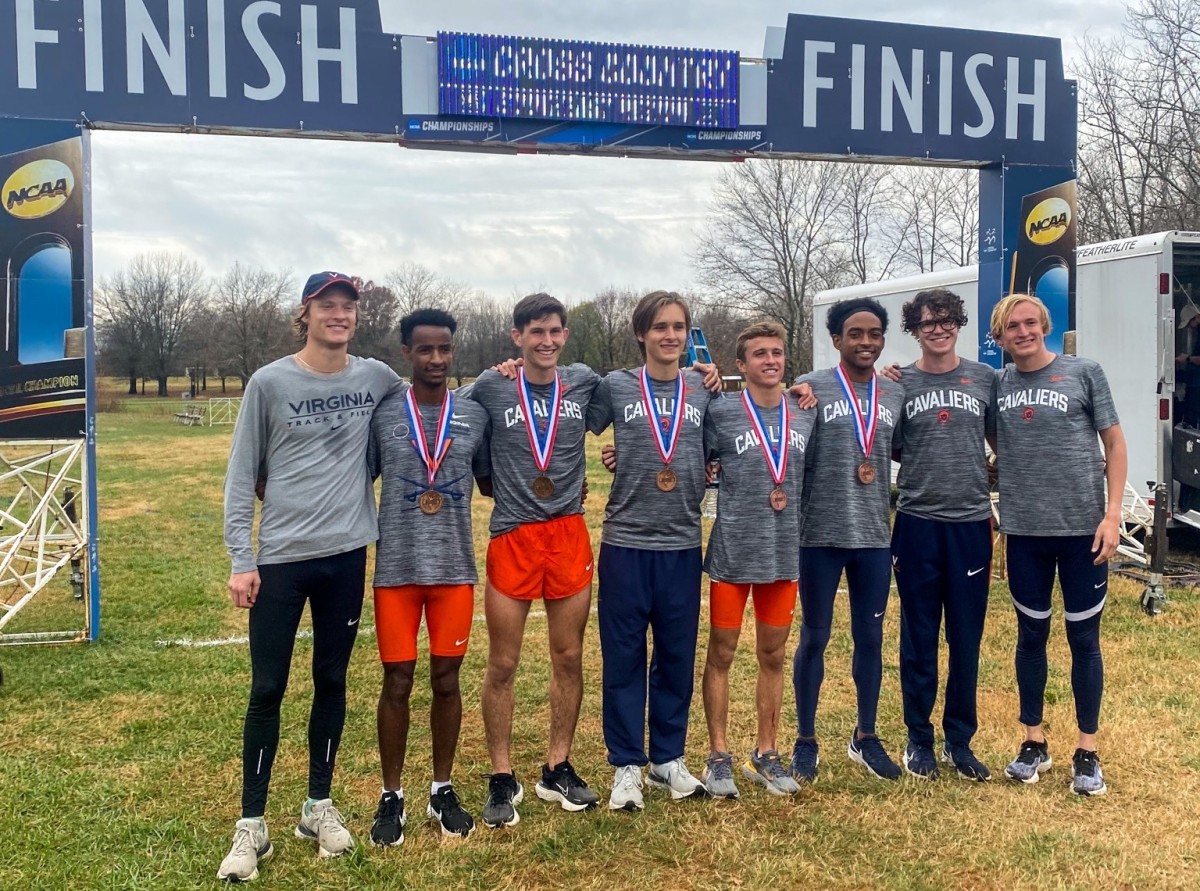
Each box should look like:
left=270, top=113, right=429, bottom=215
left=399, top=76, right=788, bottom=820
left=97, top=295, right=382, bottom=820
left=646, top=757, right=709, bottom=800
left=295, top=798, right=353, bottom=858
left=217, top=818, right=273, bottom=882
left=608, top=765, right=645, bottom=811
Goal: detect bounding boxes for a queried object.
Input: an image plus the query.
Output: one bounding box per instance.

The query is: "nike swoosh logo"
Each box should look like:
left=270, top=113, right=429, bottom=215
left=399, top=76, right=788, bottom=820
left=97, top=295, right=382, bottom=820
left=347, top=618, right=360, bottom=626
left=585, top=563, right=593, bottom=572
left=1094, top=581, right=1107, bottom=589
left=455, top=637, right=469, bottom=646
left=874, top=610, right=885, bottom=618
left=967, top=567, right=985, bottom=577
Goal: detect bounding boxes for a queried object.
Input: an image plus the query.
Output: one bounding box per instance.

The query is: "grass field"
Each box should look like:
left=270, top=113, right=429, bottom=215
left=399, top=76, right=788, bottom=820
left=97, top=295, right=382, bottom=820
left=2, top=387, right=1199, bottom=890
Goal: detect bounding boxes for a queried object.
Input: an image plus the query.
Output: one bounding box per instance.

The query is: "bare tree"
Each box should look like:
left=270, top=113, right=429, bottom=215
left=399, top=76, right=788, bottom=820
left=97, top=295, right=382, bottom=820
left=453, top=294, right=517, bottom=383
left=385, top=262, right=473, bottom=319
left=96, top=252, right=208, bottom=396
left=214, top=262, right=292, bottom=387
left=352, top=277, right=400, bottom=365
left=694, top=160, right=852, bottom=377
left=886, top=168, right=980, bottom=274
left=1075, top=0, right=1200, bottom=240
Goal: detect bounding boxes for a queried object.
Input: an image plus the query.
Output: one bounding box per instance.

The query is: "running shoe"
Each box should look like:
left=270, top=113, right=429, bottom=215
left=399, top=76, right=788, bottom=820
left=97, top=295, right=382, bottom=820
left=647, top=757, right=709, bottom=800
left=217, top=818, right=272, bottom=883
left=848, top=732, right=902, bottom=781
left=295, top=798, right=353, bottom=858
left=535, top=760, right=599, bottom=811
left=1004, top=740, right=1053, bottom=784
left=742, top=748, right=800, bottom=795
left=608, top=765, right=644, bottom=812
left=481, top=773, right=524, bottom=828
left=1071, top=748, right=1108, bottom=796
left=941, top=743, right=993, bottom=782
left=903, top=742, right=939, bottom=780
left=369, top=791, right=406, bottom=847
left=702, top=752, right=740, bottom=800
left=790, top=737, right=820, bottom=784
left=428, top=786, right=475, bottom=837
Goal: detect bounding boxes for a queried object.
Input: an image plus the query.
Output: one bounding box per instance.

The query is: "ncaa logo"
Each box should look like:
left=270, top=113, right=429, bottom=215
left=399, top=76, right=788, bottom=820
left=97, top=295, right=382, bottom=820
left=3, top=159, right=74, bottom=220
left=1025, top=197, right=1071, bottom=246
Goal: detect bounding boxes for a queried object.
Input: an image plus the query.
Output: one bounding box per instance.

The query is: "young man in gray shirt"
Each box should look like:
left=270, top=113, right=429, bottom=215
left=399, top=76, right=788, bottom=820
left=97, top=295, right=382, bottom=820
left=461, top=293, right=602, bottom=828
left=991, top=293, right=1126, bottom=796
left=701, top=321, right=815, bottom=799
left=791, top=297, right=906, bottom=783
left=367, top=309, right=492, bottom=845
left=219, top=272, right=403, bottom=882
left=888, top=289, right=997, bottom=782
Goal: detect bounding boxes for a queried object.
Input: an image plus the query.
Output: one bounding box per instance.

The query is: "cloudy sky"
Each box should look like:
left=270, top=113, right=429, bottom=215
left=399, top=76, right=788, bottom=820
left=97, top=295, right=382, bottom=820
left=89, top=0, right=1131, bottom=303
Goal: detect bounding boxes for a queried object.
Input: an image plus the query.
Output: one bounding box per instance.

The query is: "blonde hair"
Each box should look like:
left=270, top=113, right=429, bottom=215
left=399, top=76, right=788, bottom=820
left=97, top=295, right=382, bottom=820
left=990, top=293, right=1051, bottom=340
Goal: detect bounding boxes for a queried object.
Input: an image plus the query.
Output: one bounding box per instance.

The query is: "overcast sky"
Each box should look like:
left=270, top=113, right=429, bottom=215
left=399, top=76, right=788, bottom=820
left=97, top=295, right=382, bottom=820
left=88, top=0, right=1131, bottom=304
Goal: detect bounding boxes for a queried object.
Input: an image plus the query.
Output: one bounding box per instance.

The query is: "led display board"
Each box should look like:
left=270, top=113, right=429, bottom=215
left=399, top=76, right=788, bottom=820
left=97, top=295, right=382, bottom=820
left=437, top=32, right=739, bottom=129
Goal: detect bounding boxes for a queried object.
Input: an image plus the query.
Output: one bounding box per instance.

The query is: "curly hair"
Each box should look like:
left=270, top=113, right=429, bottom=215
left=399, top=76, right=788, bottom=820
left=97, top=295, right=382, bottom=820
left=901, top=288, right=968, bottom=335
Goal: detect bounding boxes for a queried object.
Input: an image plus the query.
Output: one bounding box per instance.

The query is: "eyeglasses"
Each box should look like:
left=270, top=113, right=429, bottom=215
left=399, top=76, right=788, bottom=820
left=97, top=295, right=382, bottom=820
left=916, top=318, right=961, bottom=334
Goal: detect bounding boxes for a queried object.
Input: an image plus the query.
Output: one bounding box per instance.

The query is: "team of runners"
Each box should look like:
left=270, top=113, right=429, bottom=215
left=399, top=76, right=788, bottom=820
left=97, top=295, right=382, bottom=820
left=218, top=275, right=1126, bottom=882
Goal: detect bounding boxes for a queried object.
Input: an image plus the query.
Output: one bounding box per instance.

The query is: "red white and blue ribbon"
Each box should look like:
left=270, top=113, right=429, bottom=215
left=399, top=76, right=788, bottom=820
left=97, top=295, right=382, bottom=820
left=833, top=363, right=879, bottom=460
left=741, top=390, right=789, bottom=486
left=640, top=366, right=686, bottom=466
left=518, top=366, right=561, bottom=473
left=404, top=389, right=454, bottom=486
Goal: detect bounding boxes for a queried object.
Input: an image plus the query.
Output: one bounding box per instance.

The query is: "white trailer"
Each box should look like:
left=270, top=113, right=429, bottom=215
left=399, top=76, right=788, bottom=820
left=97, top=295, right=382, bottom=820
left=813, top=231, right=1200, bottom=612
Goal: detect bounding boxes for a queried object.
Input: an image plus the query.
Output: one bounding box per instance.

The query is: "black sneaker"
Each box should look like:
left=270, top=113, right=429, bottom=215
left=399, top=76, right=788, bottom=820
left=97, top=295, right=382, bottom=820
left=534, top=760, right=600, bottom=812
left=903, top=742, right=939, bottom=780
left=790, top=736, right=820, bottom=784
left=481, top=773, right=523, bottom=829
left=942, top=743, right=993, bottom=782
left=847, top=731, right=902, bottom=781
left=427, top=785, right=475, bottom=837
left=369, top=792, right=406, bottom=847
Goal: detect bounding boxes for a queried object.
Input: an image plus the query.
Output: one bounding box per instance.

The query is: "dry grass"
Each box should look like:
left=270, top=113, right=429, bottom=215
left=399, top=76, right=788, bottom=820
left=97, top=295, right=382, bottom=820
left=1, top=408, right=1198, bottom=890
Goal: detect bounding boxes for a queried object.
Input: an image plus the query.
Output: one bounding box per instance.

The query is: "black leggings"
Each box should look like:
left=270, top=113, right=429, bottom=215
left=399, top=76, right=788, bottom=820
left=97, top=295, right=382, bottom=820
left=241, top=547, right=366, bottom=818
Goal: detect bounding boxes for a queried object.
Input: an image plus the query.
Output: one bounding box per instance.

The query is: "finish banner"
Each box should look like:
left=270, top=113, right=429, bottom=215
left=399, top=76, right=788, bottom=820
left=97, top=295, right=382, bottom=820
left=0, top=136, right=86, bottom=437
left=1010, top=179, right=1077, bottom=354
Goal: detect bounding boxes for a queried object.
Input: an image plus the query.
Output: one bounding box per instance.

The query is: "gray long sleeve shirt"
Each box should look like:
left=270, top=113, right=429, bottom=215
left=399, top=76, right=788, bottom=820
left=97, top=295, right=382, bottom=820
left=223, top=354, right=403, bottom=573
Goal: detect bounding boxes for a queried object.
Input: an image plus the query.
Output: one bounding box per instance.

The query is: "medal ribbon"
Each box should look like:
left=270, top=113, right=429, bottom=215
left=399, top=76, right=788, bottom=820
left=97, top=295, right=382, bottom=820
left=639, top=366, right=686, bottom=465
left=741, top=390, right=789, bottom=486
left=833, top=364, right=879, bottom=460
left=404, top=389, right=454, bottom=486
left=517, top=367, right=561, bottom=473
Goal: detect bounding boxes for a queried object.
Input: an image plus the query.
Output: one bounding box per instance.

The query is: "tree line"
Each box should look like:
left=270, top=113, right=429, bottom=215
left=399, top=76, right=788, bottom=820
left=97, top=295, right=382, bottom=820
left=96, top=0, right=1197, bottom=392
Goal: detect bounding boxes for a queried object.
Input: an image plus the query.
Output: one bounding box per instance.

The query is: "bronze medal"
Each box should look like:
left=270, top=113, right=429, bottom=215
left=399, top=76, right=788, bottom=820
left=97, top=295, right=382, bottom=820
left=532, top=475, right=556, bottom=499
left=656, top=468, right=678, bottom=492
left=857, top=461, right=877, bottom=485
left=769, top=486, right=788, bottom=512
left=418, top=490, right=444, bottom=515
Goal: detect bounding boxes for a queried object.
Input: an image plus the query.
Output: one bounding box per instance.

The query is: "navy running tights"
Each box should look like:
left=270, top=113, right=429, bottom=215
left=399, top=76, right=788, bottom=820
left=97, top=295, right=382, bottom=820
left=1006, top=535, right=1105, bottom=734
left=793, top=546, right=893, bottom=738
left=241, top=547, right=366, bottom=818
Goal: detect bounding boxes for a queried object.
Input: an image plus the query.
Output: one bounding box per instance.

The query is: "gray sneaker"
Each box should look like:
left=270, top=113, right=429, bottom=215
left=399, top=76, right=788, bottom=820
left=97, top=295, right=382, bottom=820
left=1004, top=740, right=1053, bottom=784
left=1071, top=748, right=1108, bottom=796
left=218, top=818, right=273, bottom=882
left=647, top=757, right=709, bottom=800
left=295, top=798, right=353, bottom=858
left=702, top=752, right=740, bottom=800
left=608, top=765, right=645, bottom=812
left=742, top=748, right=800, bottom=795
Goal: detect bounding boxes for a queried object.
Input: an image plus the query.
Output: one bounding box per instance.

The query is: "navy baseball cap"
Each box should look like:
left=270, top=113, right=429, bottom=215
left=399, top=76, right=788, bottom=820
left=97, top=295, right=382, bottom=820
left=302, top=271, right=359, bottom=304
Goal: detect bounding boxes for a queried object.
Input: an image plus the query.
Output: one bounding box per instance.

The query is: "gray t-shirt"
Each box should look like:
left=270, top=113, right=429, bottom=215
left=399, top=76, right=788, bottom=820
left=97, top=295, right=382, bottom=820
left=587, top=367, right=714, bottom=550
left=463, top=364, right=600, bottom=537
left=369, top=391, right=491, bottom=586
left=797, top=366, right=905, bottom=548
left=704, top=393, right=816, bottom=582
left=894, top=358, right=997, bottom=522
left=995, top=354, right=1120, bottom=536
left=224, top=354, right=403, bottom=573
